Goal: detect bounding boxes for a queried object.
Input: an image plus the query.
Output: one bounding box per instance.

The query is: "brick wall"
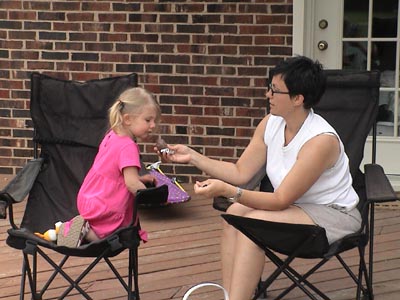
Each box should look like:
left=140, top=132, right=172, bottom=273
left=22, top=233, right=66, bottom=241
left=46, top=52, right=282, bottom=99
left=0, top=0, right=293, bottom=182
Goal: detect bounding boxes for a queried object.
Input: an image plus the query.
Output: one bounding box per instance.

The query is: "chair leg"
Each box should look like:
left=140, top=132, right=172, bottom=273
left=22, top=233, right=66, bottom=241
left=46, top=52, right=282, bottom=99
left=358, top=249, right=374, bottom=300
left=255, top=279, right=267, bottom=299
left=20, top=258, right=27, bottom=300
left=34, top=247, right=93, bottom=300
left=103, top=248, right=139, bottom=299
left=130, top=247, right=140, bottom=300
left=128, top=252, right=134, bottom=300
left=275, top=258, right=330, bottom=300
left=22, top=252, right=42, bottom=300
left=335, top=250, right=373, bottom=300
left=253, top=235, right=330, bottom=300
left=254, top=248, right=329, bottom=300
left=19, top=243, right=140, bottom=300
left=368, top=204, right=375, bottom=297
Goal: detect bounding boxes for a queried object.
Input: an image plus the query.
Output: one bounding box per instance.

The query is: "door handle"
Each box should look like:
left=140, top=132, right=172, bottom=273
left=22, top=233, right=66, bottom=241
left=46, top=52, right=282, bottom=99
left=317, top=40, right=328, bottom=51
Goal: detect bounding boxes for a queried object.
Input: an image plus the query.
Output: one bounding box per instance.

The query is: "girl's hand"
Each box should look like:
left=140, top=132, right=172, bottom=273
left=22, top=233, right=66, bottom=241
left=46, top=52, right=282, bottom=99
left=155, top=144, right=192, bottom=164
left=193, top=179, right=231, bottom=198
left=139, top=174, right=157, bottom=187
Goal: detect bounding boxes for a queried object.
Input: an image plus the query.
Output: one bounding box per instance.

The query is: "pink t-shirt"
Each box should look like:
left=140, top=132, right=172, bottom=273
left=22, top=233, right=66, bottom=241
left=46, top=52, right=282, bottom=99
left=77, top=130, right=141, bottom=239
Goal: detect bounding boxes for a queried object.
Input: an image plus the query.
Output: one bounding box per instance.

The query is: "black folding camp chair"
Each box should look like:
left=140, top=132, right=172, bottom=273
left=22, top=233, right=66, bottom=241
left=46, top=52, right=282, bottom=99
left=216, top=70, right=399, bottom=299
left=0, top=72, right=168, bottom=300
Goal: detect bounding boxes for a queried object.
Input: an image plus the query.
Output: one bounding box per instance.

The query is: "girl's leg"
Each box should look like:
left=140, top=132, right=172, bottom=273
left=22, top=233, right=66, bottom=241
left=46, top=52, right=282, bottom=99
left=85, top=227, right=100, bottom=242
left=227, top=205, right=315, bottom=300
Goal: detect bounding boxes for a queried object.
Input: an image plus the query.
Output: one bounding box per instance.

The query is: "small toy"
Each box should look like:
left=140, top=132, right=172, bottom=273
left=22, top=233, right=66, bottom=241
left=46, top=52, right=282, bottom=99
left=34, top=221, right=63, bottom=242
left=156, top=137, right=175, bottom=154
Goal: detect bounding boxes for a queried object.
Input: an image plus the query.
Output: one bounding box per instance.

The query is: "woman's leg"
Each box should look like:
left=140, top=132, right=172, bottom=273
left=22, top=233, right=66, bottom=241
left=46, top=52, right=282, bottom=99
left=229, top=230, right=265, bottom=300
left=227, top=205, right=315, bottom=300
left=221, top=203, right=254, bottom=292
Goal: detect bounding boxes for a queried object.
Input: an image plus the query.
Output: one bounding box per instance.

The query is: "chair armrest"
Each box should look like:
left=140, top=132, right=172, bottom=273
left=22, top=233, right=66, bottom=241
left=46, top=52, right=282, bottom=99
left=0, top=158, right=44, bottom=218
left=364, top=163, right=398, bottom=203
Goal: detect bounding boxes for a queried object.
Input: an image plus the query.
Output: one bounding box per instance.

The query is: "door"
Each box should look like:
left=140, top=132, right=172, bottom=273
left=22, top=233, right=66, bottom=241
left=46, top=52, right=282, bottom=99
left=294, top=0, right=400, bottom=190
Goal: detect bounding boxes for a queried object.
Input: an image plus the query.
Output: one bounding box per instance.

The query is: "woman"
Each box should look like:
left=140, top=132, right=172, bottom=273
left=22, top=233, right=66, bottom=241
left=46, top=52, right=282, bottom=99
left=159, top=56, right=361, bottom=300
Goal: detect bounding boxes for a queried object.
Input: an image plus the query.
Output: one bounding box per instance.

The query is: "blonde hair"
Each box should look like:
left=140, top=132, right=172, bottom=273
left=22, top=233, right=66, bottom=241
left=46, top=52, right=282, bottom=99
left=109, top=87, right=161, bottom=131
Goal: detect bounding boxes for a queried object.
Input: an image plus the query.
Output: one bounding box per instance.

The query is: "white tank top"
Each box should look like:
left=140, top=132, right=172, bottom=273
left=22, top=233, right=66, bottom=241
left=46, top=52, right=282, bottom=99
left=264, top=109, right=359, bottom=210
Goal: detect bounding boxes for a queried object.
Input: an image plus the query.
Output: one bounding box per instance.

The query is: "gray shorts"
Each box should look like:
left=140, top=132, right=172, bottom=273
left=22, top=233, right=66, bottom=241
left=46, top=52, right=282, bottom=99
left=295, top=203, right=362, bottom=245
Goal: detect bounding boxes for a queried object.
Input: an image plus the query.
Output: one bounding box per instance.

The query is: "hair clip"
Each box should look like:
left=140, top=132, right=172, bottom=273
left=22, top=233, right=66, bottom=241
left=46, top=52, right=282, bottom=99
left=118, top=100, right=125, bottom=111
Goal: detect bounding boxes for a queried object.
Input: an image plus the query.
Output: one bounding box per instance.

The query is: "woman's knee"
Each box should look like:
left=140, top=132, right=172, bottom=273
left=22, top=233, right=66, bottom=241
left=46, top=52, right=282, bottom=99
left=243, top=209, right=271, bottom=220
left=243, top=206, right=314, bottom=224
left=226, top=202, right=253, bottom=216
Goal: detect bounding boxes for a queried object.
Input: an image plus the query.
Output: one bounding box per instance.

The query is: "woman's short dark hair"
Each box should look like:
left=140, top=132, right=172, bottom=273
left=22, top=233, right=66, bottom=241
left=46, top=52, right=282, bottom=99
left=269, top=56, right=327, bottom=109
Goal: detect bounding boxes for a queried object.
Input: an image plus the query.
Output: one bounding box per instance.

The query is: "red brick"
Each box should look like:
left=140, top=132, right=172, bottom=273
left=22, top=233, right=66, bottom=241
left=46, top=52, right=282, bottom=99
left=0, top=1, right=22, bottom=9
left=55, top=42, right=83, bottom=51
left=115, top=24, right=142, bottom=32
left=143, top=3, right=173, bottom=12
left=100, top=33, right=128, bottom=42
left=189, top=76, right=218, bottom=86
left=82, top=2, right=111, bottom=11
left=67, top=13, right=95, bottom=22
left=9, top=11, right=36, bottom=20
left=86, top=63, right=113, bottom=72
left=11, top=50, right=39, bottom=60
left=222, top=117, right=251, bottom=127
left=26, top=41, right=53, bottom=50
left=0, top=80, right=23, bottom=90
left=99, top=13, right=126, bottom=22
left=101, top=53, right=130, bottom=62
left=0, top=90, right=10, bottom=98
left=205, top=147, right=234, bottom=157
left=51, top=2, right=78, bottom=11
left=24, top=1, right=50, bottom=10
left=190, top=116, right=219, bottom=126
left=38, top=12, right=65, bottom=21
left=27, top=61, right=55, bottom=69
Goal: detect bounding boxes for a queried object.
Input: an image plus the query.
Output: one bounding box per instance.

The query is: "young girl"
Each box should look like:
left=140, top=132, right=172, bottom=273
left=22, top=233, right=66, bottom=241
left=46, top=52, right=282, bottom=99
left=57, top=87, right=160, bottom=247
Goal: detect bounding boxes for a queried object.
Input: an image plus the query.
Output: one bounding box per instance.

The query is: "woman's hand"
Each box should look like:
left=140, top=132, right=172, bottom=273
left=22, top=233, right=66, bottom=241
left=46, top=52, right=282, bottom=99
left=193, top=179, right=234, bottom=199
left=155, top=144, right=193, bottom=164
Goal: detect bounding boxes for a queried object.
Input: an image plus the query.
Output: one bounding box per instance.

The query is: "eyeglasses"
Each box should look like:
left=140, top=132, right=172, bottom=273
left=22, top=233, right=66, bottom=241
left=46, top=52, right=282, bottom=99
left=266, top=83, right=290, bottom=96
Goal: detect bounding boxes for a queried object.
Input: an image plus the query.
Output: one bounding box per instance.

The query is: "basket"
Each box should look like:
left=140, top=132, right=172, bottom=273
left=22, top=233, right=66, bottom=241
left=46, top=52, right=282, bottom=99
left=183, top=282, right=229, bottom=300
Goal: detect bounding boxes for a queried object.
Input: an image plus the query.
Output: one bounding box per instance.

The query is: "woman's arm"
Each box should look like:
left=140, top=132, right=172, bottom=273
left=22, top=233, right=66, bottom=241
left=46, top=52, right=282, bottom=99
left=272, top=134, right=340, bottom=206
left=164, top=116, right=269, bottom=186
left=195, top=133, right=340, bottom=211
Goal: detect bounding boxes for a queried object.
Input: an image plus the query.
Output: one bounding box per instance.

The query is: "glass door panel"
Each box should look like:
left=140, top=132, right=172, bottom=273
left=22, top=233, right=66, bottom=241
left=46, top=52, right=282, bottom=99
left=344, top=0, right=369, bottom=38
left=343, top=0, right=399, bottom=137
left=372, top=0, right=398, bottom=38
left=372, top=42, right=396, bottom=86
left=343, top=41, right=368, bottom=70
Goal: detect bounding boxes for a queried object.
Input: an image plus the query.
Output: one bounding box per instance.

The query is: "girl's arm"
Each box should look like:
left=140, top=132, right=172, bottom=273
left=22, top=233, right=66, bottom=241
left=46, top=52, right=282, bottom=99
left=123, top=166, right=147, bottom=194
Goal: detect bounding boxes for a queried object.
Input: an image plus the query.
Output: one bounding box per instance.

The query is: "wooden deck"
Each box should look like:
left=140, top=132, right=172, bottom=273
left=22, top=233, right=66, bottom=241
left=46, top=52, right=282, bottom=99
left=0, top=175, right=399, bottom=300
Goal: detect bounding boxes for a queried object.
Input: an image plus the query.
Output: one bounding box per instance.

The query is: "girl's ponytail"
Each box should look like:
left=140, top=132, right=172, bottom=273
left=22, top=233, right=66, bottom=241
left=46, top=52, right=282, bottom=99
left=109, top=99, right=124, bottom=131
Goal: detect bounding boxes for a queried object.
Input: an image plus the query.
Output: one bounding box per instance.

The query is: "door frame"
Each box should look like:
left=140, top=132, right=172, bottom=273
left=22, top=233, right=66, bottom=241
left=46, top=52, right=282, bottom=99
left=293, top=0, right=343, bottom=65
left=293, top=0, right=312, bottom=58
